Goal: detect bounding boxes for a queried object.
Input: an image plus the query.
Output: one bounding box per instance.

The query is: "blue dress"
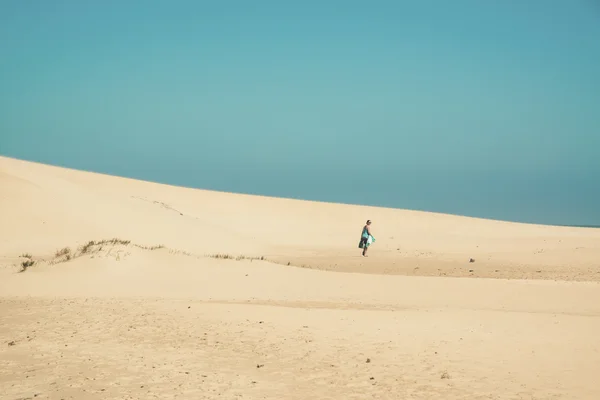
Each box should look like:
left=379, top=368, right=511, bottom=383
left=361, top=226, right=370, bottom=239
left=359, top=226, right=371, bottom=248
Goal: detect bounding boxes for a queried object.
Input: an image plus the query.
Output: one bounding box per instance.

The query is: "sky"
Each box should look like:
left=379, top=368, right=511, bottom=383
left=1, top=0, right=599, bottom=226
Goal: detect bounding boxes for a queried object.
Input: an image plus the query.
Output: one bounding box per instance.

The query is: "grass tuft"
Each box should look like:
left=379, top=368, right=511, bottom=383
left=210, top=254, right=235, bottom=260
left=99, top=238, right=131, bottom=246
left=55, top=247, right=71, bottom=257
left=136, top=244, right=165, bottom=251
left=19, top=259, right=35, bottom=273
left=80, top=240, right=96, bottom=254
left=207, top=254, right=267, bottom=262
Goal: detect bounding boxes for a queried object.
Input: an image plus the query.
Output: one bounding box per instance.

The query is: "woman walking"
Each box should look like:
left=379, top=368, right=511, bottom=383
left=359, top=220, right=374, bottom=257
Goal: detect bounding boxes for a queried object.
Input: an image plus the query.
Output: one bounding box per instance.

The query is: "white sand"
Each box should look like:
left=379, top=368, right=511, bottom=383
left=1, top=155, right=599, bottom=399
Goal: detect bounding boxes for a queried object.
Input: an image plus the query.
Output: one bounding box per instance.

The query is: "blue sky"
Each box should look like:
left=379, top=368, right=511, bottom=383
left=1, top=1, right=599, bottom=225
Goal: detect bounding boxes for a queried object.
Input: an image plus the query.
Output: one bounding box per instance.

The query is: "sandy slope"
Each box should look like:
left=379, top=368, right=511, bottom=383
left=1, top=155, right=600, bottom=399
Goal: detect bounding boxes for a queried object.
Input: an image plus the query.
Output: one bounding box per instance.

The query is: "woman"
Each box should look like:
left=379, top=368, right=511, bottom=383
left=359, top=220, right=374, bottom=257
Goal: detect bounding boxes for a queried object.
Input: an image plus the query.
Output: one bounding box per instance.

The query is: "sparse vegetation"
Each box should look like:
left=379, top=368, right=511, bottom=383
left=17, top=239, right=274, bottom=273
left=19, top=259, right=35, bottom=272
left=210, top=254, right=235, bottom=260
left=55, top=247, right=71, bottom=257
left=79, top=239, right=163, bottom=254
left=99, top=238, right=131, bottom=246
left=80, top=240, right=96, bottom=254
left=17, top=238, right=163, bottom=271
left=135, top=244, right=165, bottom=251
left=169, top=249, right=193, bottom=257
left=53, top=247, right=72, bottom=263
left=208, top=254, right=267, bottom=262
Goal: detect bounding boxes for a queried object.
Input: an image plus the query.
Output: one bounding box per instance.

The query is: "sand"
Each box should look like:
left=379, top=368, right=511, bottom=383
left=1, top=155, right=599, bottom=399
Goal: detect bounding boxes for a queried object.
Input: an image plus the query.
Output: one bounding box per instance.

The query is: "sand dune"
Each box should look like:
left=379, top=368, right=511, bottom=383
left=1, top=155, right=599, bottom=399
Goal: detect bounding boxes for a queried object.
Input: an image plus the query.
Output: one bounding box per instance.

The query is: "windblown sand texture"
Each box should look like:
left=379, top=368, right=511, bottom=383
left=1, top=155, right=599, bottom=399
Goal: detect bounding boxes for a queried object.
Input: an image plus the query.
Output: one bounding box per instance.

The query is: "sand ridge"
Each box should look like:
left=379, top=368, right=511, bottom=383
left=1, top=155, right=599, bottom=281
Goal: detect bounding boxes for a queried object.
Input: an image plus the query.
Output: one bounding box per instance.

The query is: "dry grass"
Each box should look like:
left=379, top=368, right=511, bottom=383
left=18, top=239, right=164, bottom=271
left=18, top=241, right=268, bottom=273
left=135, top=244, right=165, bottom=251
left=50, top=239, right=160, bottom=265
left=53, top=247, right=72, bottom=262
left=55, top=247, right=71, bottom=258
left=97, top=238, right=131, bottom=246
left=19, top=259, right=35, bottom=273
left=80, top=240, right=96, bottom=254
left=208, top=254, right=266, bottom=262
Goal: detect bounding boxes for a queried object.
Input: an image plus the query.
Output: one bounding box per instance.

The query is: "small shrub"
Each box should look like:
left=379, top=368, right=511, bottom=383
left=80, top=241, right=96, bottom=254
left=93, top=238, right=131, bottom=247
left=210, top=254, right=234, bottom=260
left=21, top=253, right=33, bottom=259
left=105, top=238, right=130, bottom=246
left=20, top=259, right=35, bottom=272
left=55, top=247, right=71, bottom=257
